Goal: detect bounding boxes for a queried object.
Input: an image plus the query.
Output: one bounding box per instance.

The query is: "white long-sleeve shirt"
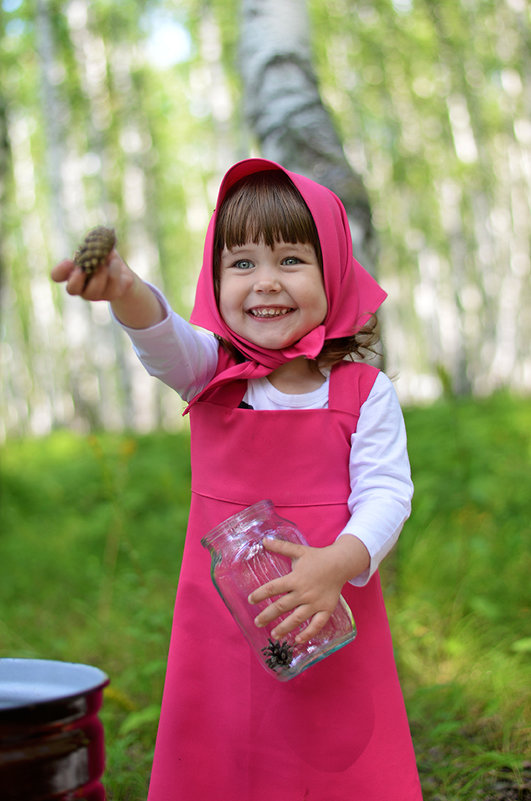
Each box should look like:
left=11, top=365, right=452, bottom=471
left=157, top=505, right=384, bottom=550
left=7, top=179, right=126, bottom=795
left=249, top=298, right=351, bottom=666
left=115, top=285, right=413, bottom=586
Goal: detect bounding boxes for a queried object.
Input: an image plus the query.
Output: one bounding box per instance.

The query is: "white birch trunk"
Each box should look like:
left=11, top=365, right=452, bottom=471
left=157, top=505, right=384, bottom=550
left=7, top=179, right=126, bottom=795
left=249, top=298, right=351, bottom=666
left=239, top=0, right=377, bottom=272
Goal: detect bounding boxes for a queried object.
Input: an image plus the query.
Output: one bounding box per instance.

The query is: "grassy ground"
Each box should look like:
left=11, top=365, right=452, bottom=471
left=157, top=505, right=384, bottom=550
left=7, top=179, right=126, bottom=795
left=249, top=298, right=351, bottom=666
left=1, top=393, right=530, bottom=799
left=387, top=393, right=530, bottom=799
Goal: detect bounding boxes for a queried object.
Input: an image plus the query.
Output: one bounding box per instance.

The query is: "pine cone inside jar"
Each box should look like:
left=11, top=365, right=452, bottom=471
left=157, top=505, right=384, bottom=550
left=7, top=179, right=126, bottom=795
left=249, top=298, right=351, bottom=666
left=73, top=226, right=116, bottom=286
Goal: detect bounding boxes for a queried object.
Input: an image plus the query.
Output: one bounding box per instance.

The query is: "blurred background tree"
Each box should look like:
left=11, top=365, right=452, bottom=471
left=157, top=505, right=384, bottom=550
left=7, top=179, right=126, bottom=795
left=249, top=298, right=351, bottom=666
left=1, top=0, right=529, bottom=438
left=239, top=0, right=376, bottom=271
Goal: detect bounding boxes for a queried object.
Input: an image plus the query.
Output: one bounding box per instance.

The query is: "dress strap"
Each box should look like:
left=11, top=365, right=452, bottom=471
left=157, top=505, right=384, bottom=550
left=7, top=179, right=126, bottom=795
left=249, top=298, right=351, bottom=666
left=328, top=361, right=379, bottom=415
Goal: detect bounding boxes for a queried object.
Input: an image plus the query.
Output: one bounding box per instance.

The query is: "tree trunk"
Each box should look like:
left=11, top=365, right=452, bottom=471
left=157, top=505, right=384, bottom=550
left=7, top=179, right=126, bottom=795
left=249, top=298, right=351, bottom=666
left=239, top=0, right=377, bottom=272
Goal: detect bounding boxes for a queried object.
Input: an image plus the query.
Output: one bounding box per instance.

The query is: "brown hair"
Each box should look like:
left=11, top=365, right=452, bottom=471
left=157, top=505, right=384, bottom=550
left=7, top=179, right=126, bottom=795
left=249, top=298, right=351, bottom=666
left=213, top=169, right=380, bottom=366
left=317, top=317, right=381, bottom=367
left=213, top=170, right=322, bottom=279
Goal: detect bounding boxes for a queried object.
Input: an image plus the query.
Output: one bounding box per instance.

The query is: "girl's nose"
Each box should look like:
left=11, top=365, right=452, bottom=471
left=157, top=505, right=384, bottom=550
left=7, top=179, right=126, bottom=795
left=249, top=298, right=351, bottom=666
left=253, top=267, right=281, bottom=293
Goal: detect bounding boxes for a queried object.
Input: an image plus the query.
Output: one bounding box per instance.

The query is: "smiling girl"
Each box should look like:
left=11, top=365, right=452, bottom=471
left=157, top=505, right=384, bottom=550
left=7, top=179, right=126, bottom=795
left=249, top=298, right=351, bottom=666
left=52, top=159, right=422, bottom=800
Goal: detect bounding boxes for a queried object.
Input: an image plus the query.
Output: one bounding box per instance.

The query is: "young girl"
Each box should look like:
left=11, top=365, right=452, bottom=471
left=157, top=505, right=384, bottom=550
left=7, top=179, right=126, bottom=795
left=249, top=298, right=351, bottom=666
left=52, top=158, right=423, bottom=800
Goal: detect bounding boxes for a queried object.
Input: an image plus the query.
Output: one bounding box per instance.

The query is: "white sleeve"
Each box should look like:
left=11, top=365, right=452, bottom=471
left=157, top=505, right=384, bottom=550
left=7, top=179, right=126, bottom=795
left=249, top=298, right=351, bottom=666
left=336, top=371, right=413, bottom=586
left=114, top=283, right=219, bottom=402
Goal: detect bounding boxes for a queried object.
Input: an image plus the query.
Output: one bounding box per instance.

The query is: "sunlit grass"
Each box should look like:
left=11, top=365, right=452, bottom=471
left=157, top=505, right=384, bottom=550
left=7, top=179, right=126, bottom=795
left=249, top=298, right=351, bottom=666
left=384, top=392, right=531, bottom=798
left=1, top=393, right=529, bottom=799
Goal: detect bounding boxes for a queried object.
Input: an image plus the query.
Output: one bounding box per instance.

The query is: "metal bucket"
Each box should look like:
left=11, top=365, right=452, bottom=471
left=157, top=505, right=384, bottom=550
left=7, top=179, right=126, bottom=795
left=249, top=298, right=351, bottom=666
left=0, top=658, right=109, bottom=800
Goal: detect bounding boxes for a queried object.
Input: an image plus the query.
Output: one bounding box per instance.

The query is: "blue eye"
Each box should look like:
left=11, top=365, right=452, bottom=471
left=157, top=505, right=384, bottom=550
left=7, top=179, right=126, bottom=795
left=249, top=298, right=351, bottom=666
left=234, top=260, right=254, bottom=270
left=282, top=257, right=301, bottom=266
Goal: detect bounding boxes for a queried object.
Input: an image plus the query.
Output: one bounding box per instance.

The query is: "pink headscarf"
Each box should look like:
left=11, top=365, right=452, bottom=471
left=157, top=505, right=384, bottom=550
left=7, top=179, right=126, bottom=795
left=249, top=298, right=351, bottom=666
left=186, top=158, right=386, bottom=408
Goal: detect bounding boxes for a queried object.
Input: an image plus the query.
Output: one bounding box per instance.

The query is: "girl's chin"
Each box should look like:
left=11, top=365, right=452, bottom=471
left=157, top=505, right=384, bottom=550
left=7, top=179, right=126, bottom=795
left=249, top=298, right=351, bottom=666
left=234, top=325, right=299, bottom=350
left=248, top=338, right=295, bottom=350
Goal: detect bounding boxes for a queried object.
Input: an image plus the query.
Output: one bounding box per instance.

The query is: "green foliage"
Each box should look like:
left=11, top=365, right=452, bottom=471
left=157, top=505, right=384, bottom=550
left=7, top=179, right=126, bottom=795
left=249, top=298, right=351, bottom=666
left=1, top=395, right=529, bottom=798
left=0, top=429, right=191, bottom=798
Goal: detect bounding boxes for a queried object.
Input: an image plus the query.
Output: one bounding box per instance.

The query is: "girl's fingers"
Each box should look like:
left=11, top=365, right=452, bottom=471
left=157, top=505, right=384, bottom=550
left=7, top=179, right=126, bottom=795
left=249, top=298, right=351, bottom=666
left=79, top=250, right=117, bottom=299
left=81, top=264, right=110, bottom=300
left=248, top=577, right=293, bottom=607
left=262, top=537, right=305, bottom=559
left=268, top=607, right=331, bottom=642
left=65, top=265, right=89, bottom=296
left=248, top=539, right=304, bottom=605
left=249, top=538, right=336, bottom=637
left=268, top=603, right=313, bottom=638
left=252, top=588, right=329, bottom=635
left=50, top=259, right=76, bottom=283
left=293, top=610, right=331, bottom=643
left=51, top=258, right=89, bottom=296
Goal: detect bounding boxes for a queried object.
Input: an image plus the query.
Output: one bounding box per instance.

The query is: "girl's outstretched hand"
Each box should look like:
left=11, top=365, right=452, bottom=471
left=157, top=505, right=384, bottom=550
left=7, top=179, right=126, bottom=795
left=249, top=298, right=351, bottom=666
left=51, top=251, right=134, bottom=302
left=248, top=535, right=370, bottom=643
left=51, top=252, right=165, bottom=329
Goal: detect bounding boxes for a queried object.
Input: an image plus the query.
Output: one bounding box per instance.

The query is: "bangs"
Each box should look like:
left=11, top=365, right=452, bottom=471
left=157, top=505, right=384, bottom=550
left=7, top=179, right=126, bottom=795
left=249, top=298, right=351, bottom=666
left=214, top=170, right=322, bottom=265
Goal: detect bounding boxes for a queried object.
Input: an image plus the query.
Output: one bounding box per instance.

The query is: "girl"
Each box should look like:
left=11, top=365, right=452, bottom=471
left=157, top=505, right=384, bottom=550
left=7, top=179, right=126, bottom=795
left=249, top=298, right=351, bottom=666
left=52, top=158, right=423, bottom=800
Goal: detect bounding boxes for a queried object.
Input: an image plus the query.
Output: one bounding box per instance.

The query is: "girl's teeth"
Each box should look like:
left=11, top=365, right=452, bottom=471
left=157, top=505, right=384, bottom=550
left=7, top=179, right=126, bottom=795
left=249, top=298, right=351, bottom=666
left=251, top=308, right=290, bottom=317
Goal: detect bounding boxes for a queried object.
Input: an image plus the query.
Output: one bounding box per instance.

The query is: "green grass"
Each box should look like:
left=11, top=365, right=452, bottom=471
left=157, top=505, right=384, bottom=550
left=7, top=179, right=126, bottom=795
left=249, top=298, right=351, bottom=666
left=386, top=393, right=531, bottom=799
left=1, top=393, right=530, bottom=799
left=0, top=431, right=191, bottom=797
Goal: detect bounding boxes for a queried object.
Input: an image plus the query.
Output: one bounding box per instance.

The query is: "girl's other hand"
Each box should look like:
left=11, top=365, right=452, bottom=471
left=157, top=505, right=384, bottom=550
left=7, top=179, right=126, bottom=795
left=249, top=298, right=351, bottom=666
left=51, top=250, right=135, bottom=302
left=248, top=535, right=370, bottom=643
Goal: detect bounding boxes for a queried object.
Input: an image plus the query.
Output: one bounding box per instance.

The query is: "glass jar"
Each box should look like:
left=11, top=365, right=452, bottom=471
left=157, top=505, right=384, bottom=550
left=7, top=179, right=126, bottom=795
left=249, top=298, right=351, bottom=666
left=201, top=500, right=356, bottom=681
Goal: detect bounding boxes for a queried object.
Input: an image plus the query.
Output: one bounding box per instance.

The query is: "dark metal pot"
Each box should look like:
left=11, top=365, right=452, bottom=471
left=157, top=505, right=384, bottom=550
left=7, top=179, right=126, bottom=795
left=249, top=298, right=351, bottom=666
left=0, top=658, right=109, bottom=800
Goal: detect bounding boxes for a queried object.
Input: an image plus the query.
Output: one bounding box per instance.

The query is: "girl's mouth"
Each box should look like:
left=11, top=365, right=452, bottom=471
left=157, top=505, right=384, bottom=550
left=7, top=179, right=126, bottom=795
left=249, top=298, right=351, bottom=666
left=247, top=307, right=293, bottom=318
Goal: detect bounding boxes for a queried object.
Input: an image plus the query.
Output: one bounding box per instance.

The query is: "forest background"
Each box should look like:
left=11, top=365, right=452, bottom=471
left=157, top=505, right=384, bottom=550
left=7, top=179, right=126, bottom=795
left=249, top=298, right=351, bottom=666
left=1, top=1, right=530, bottom=799
left=1, top=0, right=530, bottom=437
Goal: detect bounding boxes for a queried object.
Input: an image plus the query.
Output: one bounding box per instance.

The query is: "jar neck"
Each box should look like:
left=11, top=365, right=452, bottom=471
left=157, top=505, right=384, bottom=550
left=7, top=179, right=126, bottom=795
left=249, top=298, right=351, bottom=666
left=201, top=500, right=275, bottom=552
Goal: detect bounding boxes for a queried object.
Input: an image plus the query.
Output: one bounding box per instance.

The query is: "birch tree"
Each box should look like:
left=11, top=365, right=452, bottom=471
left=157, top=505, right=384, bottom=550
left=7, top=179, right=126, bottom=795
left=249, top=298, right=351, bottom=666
left=238, top=0, right=376, bottom=272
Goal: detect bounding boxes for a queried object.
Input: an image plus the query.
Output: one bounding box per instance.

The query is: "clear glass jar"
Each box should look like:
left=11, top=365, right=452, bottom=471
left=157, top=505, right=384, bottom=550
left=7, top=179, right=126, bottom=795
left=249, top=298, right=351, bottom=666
left=201, top=500, right=356, bottom=681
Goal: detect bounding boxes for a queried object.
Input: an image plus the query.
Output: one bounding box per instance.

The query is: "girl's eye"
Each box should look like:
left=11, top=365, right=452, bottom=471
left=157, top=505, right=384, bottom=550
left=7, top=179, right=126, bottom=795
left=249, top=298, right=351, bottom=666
left=233, top=260, right=254, bottom=270
left=282, top=257, right=301, bottom=266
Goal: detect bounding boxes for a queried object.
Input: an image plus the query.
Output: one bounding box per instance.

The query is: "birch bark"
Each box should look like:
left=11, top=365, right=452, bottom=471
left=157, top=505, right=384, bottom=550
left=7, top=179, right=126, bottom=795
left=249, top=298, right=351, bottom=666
left=239, top=0, right=377, bottom=271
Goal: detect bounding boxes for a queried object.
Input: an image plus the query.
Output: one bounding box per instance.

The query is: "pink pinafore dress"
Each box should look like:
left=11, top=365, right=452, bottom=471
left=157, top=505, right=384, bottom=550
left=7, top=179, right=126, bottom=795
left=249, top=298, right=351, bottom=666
left=147, top=360, right=422, bottom=801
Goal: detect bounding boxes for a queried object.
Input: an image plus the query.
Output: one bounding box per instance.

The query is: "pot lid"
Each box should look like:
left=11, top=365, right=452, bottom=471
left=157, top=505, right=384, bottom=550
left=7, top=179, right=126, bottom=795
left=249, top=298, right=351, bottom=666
left=0, top=658, right=109, bottom=713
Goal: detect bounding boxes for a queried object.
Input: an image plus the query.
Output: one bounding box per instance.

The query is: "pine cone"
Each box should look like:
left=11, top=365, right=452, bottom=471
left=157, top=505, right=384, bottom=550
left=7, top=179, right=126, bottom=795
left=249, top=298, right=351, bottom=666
left=73, top=226, right=116, bottom=277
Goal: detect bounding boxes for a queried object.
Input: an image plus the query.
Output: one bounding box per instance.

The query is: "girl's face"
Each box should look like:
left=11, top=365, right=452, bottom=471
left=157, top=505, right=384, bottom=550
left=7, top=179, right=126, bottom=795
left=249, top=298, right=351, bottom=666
left=218, top=239, right=327, bottom=350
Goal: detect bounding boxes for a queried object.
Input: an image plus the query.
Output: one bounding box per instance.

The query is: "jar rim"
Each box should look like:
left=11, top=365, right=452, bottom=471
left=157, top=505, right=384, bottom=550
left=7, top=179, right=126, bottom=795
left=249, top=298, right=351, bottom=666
left=201, top=499, right=274, bottom=548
